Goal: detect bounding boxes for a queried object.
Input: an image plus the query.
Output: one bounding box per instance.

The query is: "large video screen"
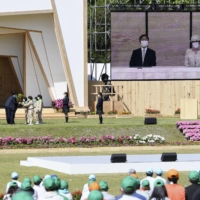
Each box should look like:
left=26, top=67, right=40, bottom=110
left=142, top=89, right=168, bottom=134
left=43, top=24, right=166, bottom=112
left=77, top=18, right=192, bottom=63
left=111, top=12, right=200, bottom=80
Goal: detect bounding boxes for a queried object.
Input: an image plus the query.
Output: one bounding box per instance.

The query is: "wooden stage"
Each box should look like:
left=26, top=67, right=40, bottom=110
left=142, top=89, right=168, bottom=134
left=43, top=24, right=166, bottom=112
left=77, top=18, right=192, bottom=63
left=0, top=108, right=77, bottom=119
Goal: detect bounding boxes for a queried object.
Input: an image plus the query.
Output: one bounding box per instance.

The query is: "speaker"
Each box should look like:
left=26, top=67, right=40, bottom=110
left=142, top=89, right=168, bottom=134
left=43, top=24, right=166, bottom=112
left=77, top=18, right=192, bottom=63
left=144, top=117, right=157, bottom=125
left=161, top=152, right=177, bottom=162
left=111, top=154, right=127, bottom=163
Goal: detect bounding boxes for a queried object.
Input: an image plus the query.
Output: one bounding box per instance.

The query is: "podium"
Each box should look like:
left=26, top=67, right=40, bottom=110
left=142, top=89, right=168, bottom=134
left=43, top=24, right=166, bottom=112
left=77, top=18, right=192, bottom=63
left=180, top=99, right=198, bottom=119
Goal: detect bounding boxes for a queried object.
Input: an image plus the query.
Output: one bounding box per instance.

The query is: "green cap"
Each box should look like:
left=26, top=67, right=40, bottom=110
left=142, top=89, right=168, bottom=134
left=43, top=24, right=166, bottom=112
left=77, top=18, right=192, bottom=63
left=88, top=190, right=103, bottom=200
left=9, top=181, right=18, bottom=187
left=121, top=176, right=137, bottom=191
left=60, top=180, right=69, bottom=190
left=99, top=181, right=108, bottom=191
left=188, top=171, right=199, bottom=182
left=33, top=175, right=42, bottom=184
left=142, top=180, right=150, bottom=188
left=21, top=181, right=32, bottom=191
left=154, top=179, right=164, bottom=187
left=23, top=178, right=31, bottom=183
left=54, top=177, right=61, bottom=190
left=88, top=180, right=95, bottom=186
left=44, top=178, right=55, bottom=190
left=12, top=191, right=34, bottom=200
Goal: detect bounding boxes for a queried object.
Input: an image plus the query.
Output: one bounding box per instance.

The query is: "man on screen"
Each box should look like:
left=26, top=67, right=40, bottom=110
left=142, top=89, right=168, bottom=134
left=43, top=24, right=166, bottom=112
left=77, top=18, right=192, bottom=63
left=129, top=34, right=156, bottom=67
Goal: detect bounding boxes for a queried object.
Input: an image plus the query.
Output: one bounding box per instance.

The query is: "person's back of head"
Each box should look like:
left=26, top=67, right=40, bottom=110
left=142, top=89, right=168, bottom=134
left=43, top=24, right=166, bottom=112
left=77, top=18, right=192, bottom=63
left=167, top=169, right=179, bottom=184
left=188, top=170, right=199, bottom=185
left=146, top=168, right=154, bottom=177
left=150, top=179, right=167, bottom=200
left=99, top=180, right=108, bottom=192
left=88, top=190, right=103, bottom=200
left=32, top=175, right=42, bottom=186
left=155, top=168, right=163, bottom=177
left=43, top=177, right=55, bottom=192
left=141, top=180, right=150, bottom=191
left=121, top=176, right=138, bottom=195
left=89, top=182, right=100, bottom=191
left=11, top=172, right=19, bottom=181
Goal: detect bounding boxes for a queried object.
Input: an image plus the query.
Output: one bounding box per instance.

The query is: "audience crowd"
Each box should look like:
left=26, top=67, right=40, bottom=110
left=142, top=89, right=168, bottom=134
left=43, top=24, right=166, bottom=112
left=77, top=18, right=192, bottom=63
left=3, top=168, right=200, bottom=200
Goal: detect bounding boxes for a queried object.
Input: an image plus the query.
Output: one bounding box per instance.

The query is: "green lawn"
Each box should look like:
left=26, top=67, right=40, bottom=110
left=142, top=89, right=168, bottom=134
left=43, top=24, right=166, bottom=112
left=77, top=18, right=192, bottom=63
left=0, top=151, right=192, bottom=195
left=0, top=117, right=185, bottom=142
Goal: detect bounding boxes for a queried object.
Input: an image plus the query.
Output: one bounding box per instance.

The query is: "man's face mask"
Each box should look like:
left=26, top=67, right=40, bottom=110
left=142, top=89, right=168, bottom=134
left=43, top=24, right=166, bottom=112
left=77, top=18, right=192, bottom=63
left=192, top=42, right=199, bottom=49
left=141, top=40, right=148, bottom=48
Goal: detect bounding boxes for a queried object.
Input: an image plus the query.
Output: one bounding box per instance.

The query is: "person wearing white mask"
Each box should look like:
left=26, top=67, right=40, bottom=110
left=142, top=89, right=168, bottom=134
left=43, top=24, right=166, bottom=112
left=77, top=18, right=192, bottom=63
left=129, top=34, right=156, bottom=67
left=185, top=35, right=200, bottom=67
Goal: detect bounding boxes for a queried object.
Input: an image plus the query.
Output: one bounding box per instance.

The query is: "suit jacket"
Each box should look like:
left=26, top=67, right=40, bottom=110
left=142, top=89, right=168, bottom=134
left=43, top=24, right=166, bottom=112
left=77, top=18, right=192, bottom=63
left=63, top=96, right=69, bottom=109
left=96, top=97, right=103, bottom=112
left=5, top=96, right=18, bottom=111
left=129, top=48, right=156, bottom=67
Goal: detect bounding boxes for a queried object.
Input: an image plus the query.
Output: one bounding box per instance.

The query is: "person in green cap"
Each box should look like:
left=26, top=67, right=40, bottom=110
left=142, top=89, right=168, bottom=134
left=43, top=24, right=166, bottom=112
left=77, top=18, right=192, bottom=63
left=6, top=172, right=21, bottom=193
left=16, top=178, right=38, bottom=200
left=99, top=180, right=115, bottom=200
left=140, top=180, right=151, bottom=198
left=38, top=177, right=63, bottom=200
left=3, top=182, right=18, bottom=200
left=119, top=176, right=139, bottom=200
left=12, top=191, right=34, bottom=200
left=53, top=177, right=68, bottom=200
left=58, top=180, right=72, bottom=200
left=149, top=179, right=169, bottom=200
left=185, top=170, right=200, bottom=200
left=32, top=175, right=46, bottom=198
left=88, top=190, right=103, bottom=200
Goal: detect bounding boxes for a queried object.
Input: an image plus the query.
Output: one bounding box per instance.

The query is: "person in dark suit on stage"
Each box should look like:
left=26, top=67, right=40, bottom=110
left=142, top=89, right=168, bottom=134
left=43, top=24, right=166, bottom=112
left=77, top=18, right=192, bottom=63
left=62, top=92, right=69, bottom=123
left=4, top=91, right=18, bottom=125
left=129, top=34, right=156, bottom=68
left=96, top=92, right=103, bottom=124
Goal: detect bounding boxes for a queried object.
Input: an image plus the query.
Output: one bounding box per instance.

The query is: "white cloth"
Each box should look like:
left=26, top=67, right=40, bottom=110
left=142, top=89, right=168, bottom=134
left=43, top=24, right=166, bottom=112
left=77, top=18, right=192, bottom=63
left=6, top=180, right=21, bottom=193
left=155, top=176, right=167, bottom=184
left=59, top=193, right=72, bottom=200
left=102, top=191, right=116, bottom=200
left=135, top=190, right=148, bottom=200
left=80, top=191, right=90, bottom=200
left=140, top=177, right=155, bottom=195
left=38, top=191, right=64, bottom=200
left=184, top=49, right=200, bottom=67
left=119, top=194, right=141, bottom=200
left=150, top=198, right=170, bottom=200
left=82, top=183, right=89, bottom=194
left=33, top=185, right=46, bottom=198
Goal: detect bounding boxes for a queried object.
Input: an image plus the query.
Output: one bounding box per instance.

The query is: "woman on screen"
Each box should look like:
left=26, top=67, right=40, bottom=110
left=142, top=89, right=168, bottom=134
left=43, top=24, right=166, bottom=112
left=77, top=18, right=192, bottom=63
left=185, top=35, right=200, bottom=67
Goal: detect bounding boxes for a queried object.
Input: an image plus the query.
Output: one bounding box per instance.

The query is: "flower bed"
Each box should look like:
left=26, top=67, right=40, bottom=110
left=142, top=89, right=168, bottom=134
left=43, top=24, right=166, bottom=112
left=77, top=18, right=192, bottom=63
left=176, top=121, right=200, bottom=141
left=145, top=108, right=160, bottom=114
left=0, top=135, right=165, bottom=149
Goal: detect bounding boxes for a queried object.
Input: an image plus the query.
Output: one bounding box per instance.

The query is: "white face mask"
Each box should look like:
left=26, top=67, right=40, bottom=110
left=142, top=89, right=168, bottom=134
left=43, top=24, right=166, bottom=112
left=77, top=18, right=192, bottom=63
left=141, top=40, right=148, bottom=48
left=192, top=42, right=199, bottom=49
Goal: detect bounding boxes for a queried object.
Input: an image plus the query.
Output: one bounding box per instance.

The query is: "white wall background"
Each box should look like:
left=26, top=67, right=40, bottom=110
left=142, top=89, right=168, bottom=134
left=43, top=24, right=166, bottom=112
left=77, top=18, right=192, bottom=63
left=26, top=36, right=52, bottom=106
left=0, top=0, right=52, bottom=14
left=54, top=0, right=85, bottom=107
left=0, top=14, right=67, bottom=105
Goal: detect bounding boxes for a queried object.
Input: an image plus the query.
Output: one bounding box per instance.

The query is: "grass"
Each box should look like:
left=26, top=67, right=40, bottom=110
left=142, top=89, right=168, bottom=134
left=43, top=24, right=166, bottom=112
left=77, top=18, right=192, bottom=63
left=0, top=117, right=185, bottom=142
left=0, top=151, right=192, bottom=195
left=0, top=117, right=194, bottom=195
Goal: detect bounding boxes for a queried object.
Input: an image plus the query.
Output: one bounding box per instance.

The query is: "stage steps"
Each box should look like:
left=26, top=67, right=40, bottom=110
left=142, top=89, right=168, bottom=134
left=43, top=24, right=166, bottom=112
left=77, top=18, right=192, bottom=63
left=0, top=108, right=78, bottom=119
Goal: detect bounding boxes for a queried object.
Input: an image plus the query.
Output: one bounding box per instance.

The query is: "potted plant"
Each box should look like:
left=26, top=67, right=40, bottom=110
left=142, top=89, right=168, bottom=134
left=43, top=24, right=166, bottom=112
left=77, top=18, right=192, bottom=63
left=52, top=99, right=63, bottom=112
left=79, top=110, right=90, bottom=118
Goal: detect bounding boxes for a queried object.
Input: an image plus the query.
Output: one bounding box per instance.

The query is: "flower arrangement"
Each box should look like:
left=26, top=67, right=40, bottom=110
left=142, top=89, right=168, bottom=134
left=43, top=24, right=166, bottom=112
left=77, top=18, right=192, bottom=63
left=0, top=134, right=165, bottom=149
left=80, top=110, right=90, bottom=117
left=0, top=194, right=4, bottom=200
left=176, top=121, right=200, bottom=141
left=118, top=111, right=131, bottom=115
left=72, top=190, right=82, bottom=200
left=175, top=108, right=180, bottom=114
left=145, top=109, right=160, bottom=114
left=52, top=99, right=63, bottom=110
left=108, top=110, right=118, bottom=114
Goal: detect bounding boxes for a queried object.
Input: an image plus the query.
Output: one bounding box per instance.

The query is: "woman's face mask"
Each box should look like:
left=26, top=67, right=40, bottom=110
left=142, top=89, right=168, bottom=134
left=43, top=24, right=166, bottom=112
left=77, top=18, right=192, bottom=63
left=192, top=42, right=199, bottom=49
left=37, top=97, right=40, bottom=100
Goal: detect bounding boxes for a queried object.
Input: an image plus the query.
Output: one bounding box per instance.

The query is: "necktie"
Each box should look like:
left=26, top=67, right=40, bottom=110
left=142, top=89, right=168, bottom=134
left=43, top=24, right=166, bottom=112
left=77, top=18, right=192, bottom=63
left=142, top=49, right=146, bottom=65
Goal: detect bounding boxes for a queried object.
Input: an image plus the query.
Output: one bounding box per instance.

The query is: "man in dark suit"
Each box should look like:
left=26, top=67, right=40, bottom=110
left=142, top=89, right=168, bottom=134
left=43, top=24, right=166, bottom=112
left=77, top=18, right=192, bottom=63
left=5, top=91, right=18, bottom=124
left=96, top=92, right=103, bottom=124
left=129, top=34, right=156, bottom=67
